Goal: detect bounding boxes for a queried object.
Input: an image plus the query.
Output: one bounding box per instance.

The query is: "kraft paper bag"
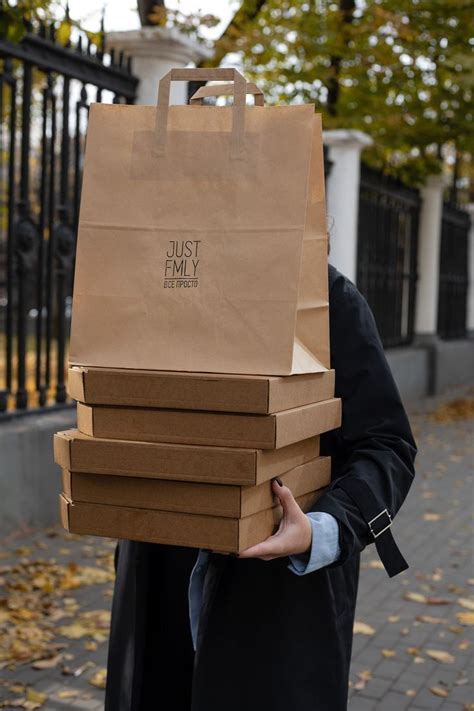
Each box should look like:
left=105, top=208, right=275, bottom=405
left=69, top=68, right=330, bottom=376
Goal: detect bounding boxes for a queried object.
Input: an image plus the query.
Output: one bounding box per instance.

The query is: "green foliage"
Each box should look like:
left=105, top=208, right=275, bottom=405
left=145, top=2, right=219, bottom=44
left=219, top=0, right=473, bottom=185
left=56, top=17, right=71, bottom=45
left=0, top=0, right=63, bottom=43
left=0, top=2, right=103, bottom=49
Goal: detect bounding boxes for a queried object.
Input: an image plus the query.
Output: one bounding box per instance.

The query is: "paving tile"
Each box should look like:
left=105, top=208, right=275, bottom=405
left=347, top=695, right=377, bottom=710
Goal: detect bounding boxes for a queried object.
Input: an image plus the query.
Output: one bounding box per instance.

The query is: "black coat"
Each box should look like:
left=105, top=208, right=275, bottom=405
left=104, top=266, right=417, bottom=711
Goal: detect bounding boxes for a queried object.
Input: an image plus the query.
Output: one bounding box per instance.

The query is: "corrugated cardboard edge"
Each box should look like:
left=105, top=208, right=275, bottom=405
left=53, top=431, right=73, bottom=469
left=275, top=398, right=342, bottom=449
left=67, top=367, right=291, bottom=414
left=77, top=403, right=94, bottom=436
left=68, top=366, right=87, bottom=402
left=61, top=469, right=72, bottom=498
left=268, top=369, right=335, bottom=413
left=62, top=498, right=240, bottom=551
left=63, top=469, right=243, bottom=518
left=59, top=494, right=71, bottom=531
left=78, top=404, right=276, bottom=449
left=240, top=456, right=331, bottom=517
left=53, top=428, right=273, bottom=485
left=255, top=437, right=319, bottom=483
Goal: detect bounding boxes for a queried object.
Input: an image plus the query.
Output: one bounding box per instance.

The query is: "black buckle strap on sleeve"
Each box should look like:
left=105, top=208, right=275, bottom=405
left=335, top=477, right=409, bottom=578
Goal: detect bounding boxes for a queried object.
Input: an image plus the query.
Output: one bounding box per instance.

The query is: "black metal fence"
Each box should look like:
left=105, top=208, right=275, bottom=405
left=357, top=165, right=420, bottom=348
left=437, top=202, right=470, bottom=340
left=0, top=21, right=137, bottom=414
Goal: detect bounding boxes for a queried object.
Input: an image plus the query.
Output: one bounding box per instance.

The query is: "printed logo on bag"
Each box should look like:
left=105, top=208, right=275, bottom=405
left=164, top=240, right=200, bottom=289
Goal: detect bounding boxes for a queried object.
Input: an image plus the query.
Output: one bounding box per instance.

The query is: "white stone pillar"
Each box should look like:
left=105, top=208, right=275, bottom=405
left=466, top=204, right=474, bottom=337
left=414, top=175, right=449, bottom=339
left=323, top=130, right=373, bottom=283
left=106, top=26, right=212, bottom=106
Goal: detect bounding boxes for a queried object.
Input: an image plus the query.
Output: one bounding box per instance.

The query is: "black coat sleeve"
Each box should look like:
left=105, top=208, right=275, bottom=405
left=314, top=270, right=417, bottom=571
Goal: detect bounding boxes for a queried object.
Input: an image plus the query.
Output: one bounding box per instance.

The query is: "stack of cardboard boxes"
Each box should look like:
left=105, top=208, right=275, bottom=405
left=55, top=366, right=341, bottom=553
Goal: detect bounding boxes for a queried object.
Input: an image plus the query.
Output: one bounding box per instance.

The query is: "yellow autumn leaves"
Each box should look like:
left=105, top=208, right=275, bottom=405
left=0, top=545, right=114, bottom=669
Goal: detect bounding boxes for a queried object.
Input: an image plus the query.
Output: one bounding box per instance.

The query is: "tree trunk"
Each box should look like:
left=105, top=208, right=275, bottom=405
left=137, top=0, right=165, bottom=27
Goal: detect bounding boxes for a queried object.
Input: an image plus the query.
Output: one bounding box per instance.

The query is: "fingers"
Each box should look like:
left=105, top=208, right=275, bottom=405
left=238, top=480, right=310, bottom=560
left=271, top=479, right=303, bottom=520
left=238, top=528, right=285, bottom=559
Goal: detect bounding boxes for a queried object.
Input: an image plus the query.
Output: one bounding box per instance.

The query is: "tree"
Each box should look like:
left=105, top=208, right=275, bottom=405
left=0, top=1, right=105, bottom=47
left=210, top=0, right=473, bottom=188
left=0, top=1, right=64, bottom=42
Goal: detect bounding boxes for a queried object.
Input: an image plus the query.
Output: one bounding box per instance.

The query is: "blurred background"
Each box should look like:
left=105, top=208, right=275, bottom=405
left=0, top=0, right=472, bottom=415
left=0, top=2, right=472, bottom=709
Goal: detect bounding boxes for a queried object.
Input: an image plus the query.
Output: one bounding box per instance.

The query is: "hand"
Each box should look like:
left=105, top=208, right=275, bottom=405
left=238, top=479, right=313, bottom=561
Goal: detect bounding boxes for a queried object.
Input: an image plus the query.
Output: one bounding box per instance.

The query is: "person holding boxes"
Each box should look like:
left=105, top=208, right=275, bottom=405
left=59, top=68, right=416, bottom=710
left=103, top=265, right=416, bottom=711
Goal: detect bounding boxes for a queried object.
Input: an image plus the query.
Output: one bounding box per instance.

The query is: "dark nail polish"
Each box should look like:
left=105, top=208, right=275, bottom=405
left=274, top=477, right=283, bottom=487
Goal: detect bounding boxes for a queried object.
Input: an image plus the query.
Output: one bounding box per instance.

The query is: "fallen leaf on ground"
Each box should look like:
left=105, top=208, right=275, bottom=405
left=429, top=398, right=474, bottom=423
left=456, top=611, right=474, bottom=626
left=62, top=660, right=95, bottom=677
left=382, top=649, right=396, bottom=657
left=367, top=560, right=384, bottom=569
left=31, top=654, right=62, bottom=670
left=457, top=598, right=474, bottom=611
left=426, top=649, right=455, bottom=664
left=26, top=688, right=47, bottom=706
left=387, top=615, right=400, bottom=623
left=58, top=623, right=89, bottom=639
left=352, top=670, right=372, bottom=691
left=89, top=668, right=107, bottom=689
left=423, top=513, right=443, bottom=521
left=15, top=548, right=32, bottom=557
left=430, top=686, right=449, bottom=698
left=56, top=689, right=79, bottom=699
left=426, top=596, right=451, bottom=605
left=416, top=615, right=446, bottom=624
left=404, top=592, right=427, bottom=603
left=0, top=551, right=114, bottom=670
left=353, top=621, right=375, bottom=635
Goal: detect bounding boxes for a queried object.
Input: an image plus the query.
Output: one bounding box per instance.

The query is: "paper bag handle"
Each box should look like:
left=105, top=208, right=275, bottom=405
left=155, top=68, right=247, bottom=159
left=189, top=82, right=264, bottom=106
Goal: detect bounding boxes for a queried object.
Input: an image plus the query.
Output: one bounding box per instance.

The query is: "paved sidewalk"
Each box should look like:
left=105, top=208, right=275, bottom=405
left=349, top=391, right=474, bottom=710
left=0, top=389, right=473, bottom=710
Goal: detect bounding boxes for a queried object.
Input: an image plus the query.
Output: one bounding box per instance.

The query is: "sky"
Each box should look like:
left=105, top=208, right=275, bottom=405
left=66, top=0, right=237, bottom=38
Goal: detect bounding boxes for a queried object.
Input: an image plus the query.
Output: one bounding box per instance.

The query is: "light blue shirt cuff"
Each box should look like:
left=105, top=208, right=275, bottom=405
left=288, top=512, right=341, bottom=575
